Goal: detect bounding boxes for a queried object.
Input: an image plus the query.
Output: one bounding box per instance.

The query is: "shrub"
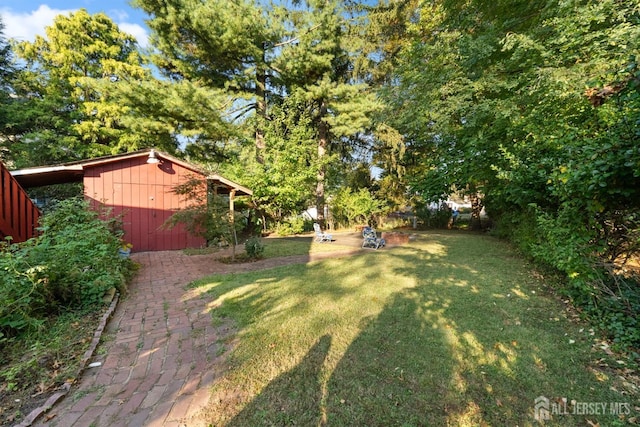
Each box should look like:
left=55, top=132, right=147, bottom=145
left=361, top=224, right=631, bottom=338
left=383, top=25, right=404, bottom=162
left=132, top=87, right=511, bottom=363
left=493, top=204, right=640, bottom=352
left=0, top=198, right=130, bottom=339
left=164, top=178, right=245, bottom=256
left=414, top=204, right=451, bottom=229
left=0, top=240, right=47, bottom=341
left=244, top=236, right=264, bottom=259
left=274, top=217, right=306, bottom=236
left=331, top=187, right=384, bottom=228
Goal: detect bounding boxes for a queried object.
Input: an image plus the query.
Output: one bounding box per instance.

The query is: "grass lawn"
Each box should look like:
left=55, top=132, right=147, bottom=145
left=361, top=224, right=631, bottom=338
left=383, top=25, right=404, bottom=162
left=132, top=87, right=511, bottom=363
left=184, top=235, right=357, bottom=259
left=260, top=236, right=357, bottom=258
left=190, top=231, right=638, bottom=426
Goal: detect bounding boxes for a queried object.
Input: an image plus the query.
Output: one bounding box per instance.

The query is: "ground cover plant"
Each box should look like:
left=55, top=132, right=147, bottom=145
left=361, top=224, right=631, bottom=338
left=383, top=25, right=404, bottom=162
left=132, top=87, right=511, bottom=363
left=0, top=198, right=133, bottom=425
left=191, top=232, right=638, bottom=426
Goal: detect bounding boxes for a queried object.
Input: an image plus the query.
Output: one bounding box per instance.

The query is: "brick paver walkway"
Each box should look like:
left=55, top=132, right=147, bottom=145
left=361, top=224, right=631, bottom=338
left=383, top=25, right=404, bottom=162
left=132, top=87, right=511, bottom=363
left=36, top=236, right=364, bottom=427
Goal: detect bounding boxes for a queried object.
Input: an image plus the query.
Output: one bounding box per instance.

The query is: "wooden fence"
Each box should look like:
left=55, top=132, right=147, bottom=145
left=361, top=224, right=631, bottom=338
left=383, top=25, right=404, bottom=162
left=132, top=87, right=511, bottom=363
left=0, top=162, right=40, bottom=243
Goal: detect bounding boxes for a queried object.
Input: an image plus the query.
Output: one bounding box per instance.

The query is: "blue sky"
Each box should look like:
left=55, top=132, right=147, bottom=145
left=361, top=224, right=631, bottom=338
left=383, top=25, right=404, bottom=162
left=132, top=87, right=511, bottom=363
left=0, top=1, right=150, bottom=47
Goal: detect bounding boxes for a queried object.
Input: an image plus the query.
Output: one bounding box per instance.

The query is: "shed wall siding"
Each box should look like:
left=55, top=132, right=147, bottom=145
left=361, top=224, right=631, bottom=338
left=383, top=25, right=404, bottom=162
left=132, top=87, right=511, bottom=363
left=83, top=157, right=206, bottom=251
left=0, top=162, right=40, bottom=242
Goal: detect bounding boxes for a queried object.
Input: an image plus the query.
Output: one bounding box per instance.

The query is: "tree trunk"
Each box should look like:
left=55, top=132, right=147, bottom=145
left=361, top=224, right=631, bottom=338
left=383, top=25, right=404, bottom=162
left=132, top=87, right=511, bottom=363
left=470, top=192, right=483, bottom=231
left=316, top=100, right=328, bottom=229
left=255, top=44, right=267, bottom=163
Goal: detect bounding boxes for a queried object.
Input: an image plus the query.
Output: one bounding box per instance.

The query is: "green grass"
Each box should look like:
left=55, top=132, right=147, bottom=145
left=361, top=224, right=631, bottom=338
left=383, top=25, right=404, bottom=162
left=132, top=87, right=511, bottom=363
left=184, top=236, right=355, bottom=258
left=261, top=237, right=355, bottom=258
left=190, top=231, right=637, bottom=426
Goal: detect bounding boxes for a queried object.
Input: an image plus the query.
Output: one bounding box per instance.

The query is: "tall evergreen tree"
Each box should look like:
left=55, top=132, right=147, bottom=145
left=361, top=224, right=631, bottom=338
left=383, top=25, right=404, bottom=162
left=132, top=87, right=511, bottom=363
left=132, top=0, right=283, bottom=161
left=11, top=9, right=152, bottom=166
left=275, top=0, right=380, bottom=226
left=135, top=0, right=380, bottom=227
left=0, top=17, right=16, bottom=163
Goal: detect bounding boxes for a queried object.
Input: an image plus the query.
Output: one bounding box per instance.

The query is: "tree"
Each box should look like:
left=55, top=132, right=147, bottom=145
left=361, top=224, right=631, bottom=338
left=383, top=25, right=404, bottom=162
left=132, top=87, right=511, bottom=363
left=108, top=78, right=238, bottom=162
left=275, top=0, right=381, bottom=227
left=378, top=0, right=640, bottom=346
left=223, top=93, right=318, bottom=228
left=331, top=186, right=383, bottom=228
left=0, top=17, right=17, bottom=163
left=135, top=0, right=380, bottom=228
left=132, top=0, right=283, bottom=161
left=9, top=9, right=153, bottom=166
left=163, top=177, right=244, bottom=259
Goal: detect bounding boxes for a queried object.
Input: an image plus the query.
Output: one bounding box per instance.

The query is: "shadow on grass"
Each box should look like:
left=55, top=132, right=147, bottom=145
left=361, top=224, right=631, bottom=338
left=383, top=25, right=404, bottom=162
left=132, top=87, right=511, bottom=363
left=189, top=251, right=382, bottom=328
left=323, top=233, right=624, bottom=425
left=196, top=231, right=628, bottom=426
left=226, top=335, right=332, bottom=426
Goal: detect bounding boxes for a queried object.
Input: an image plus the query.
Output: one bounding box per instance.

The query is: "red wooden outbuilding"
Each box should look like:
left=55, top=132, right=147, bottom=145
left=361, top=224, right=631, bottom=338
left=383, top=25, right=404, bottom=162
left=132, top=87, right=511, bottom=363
left=10, top=150, right=252, bottom=252
left=1, top=161, right=40, bottom=243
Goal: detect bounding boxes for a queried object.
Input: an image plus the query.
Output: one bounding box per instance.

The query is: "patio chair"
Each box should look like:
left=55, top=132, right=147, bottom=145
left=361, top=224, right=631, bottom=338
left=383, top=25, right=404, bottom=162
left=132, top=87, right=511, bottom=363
left=362, top=226, right=385, bottom=249
left=313, top=223, right=332, bottom=242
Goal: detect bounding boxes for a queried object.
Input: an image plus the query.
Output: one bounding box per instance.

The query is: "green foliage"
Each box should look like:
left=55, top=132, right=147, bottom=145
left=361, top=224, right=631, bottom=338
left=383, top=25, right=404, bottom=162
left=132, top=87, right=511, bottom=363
left=138, top=0, right=381, bottom=227
left=164, top=177, right=244, bottom=247
left=132, top=0, right=277, bottom=92
left=594, top=280, right=640, bottom=352
left=7, top=9, right=154, bottom=166
left=111, top=79, right=234, bottom=161
left=493, top=204, right=640, bottom=350
left=0, top=240, right=47, bottom=340
left=414, top=203, right=451, bottom=229
left=0, top=17, right=17, bottom=160
left=378, top=0, right=640, bottom=350
left=225, top=96, right=318, bottom=224
left=331, top=187, right=384, bottom=228
left=273, top=217, right=309, bottom=237
left=0, top=198, right=129, bottom=339
left=244, top=236, right=264, bottom=259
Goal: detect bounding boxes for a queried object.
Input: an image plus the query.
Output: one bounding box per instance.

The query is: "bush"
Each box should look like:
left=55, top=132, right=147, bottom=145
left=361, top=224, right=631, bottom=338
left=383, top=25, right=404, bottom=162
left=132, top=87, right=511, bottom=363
left=414, top=204, right=451, bottom=229
left=331, top=187, right=384, bottom=229
left=244, top=236, right=265, bottom=259
left=274, top=217, right=307, bottom=236
left=0, top=198, right=130, bottom=339
left=492, top=204, right=640, bottom=352
left=0, top=240, right=47, bottom=342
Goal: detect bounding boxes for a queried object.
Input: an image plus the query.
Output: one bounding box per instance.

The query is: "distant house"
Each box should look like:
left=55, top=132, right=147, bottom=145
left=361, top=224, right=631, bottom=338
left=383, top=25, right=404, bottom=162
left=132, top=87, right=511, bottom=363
left=10, top=150, right=252, bottom=252
left=1, top=161, right=40, bottom=243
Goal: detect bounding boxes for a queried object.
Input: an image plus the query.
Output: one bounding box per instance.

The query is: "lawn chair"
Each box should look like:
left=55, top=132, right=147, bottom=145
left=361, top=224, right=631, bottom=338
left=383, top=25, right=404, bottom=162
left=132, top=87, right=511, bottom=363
left=362, top=226, right=385, bottom=249
left=313, top=223, right=332, bottom=242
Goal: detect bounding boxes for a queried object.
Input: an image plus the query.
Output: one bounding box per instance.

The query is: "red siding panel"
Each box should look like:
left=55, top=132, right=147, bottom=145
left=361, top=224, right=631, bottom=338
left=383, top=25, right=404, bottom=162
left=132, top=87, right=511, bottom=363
left=83, top=156, right=206, bottom=252
left=0, top=162, right=40, bottom=242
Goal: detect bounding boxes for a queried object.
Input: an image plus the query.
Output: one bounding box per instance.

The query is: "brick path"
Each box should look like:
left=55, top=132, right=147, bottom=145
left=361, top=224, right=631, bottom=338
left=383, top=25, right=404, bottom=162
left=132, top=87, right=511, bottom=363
left=36, top=236, right=365, bottom=427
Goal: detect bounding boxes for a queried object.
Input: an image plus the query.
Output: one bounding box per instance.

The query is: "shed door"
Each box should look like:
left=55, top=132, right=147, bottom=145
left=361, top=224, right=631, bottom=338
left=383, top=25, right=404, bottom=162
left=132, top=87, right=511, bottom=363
left=120, top=183, right=194, bottom=251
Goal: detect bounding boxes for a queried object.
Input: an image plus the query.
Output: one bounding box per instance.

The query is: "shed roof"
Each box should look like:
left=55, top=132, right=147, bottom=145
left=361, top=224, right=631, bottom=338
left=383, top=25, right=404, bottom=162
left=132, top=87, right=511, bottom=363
left=9, top=149, right=252, bottom=196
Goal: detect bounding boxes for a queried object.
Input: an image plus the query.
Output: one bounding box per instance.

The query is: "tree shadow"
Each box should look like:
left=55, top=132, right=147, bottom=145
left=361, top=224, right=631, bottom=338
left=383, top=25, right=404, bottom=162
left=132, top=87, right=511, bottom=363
left=194, top=231, right=623, bottom=425
left=322, top=232, right=621, bottom=425
left=324, top=289, right=454, bottom=426
left=226, top=334, right=332, bottom=426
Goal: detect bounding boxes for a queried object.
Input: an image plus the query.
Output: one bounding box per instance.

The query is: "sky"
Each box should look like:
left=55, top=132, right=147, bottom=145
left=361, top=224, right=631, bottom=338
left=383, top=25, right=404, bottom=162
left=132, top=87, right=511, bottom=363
left=0, top=0, right=150, bottom=47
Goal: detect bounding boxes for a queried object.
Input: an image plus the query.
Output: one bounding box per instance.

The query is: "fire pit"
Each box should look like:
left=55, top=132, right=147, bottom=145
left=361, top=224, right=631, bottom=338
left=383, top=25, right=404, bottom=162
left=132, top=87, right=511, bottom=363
left=380, top=231, right=410, bottom=246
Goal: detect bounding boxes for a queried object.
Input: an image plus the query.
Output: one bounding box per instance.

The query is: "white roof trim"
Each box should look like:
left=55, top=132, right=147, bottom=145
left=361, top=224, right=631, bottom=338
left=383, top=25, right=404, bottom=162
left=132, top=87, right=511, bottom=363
left=10, top=164, right=83, bottom=176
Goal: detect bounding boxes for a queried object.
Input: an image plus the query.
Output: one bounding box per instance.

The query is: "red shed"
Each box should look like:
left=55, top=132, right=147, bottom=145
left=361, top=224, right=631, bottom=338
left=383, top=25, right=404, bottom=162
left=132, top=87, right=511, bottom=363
left=10, top=150, right=252, bottom=252
left=1, top=161, right=40, bottom=242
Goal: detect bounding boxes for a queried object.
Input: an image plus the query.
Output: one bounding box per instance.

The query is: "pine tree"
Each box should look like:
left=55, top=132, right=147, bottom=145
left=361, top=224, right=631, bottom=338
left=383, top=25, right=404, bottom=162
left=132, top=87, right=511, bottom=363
left=275, top=0, right=380, bottom=227
left=11, top=9, right=151, bottom=165
left=132, top=0, right=284, bottom=161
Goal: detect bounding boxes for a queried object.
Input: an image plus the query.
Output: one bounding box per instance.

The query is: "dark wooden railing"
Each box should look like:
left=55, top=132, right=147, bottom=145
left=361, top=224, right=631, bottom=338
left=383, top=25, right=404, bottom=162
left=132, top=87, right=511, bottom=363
left=0, top=162, right=40, bottom=243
